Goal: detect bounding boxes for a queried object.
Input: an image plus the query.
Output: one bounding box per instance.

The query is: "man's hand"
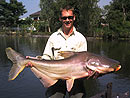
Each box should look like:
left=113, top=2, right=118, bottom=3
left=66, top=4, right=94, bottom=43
left=26, top=56, right=42, bottom=60
left=26, top=56, right=30, bottom=59
left=25, top=56, right=34, bottom=67
left=25, top=56, right=42, bottom=67
left=25, top=61, right=33, bottom=67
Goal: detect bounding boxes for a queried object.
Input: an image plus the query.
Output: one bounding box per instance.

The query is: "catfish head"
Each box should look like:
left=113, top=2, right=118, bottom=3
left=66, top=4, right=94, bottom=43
left=85, top=52, right=121, bottom=77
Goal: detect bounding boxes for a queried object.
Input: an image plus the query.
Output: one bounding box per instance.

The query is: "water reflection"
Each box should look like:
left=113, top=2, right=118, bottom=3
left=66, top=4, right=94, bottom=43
left=0, top=36, right=130, bottom=98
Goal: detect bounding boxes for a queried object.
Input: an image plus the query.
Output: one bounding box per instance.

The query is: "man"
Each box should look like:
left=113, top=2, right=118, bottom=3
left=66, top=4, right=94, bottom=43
left=27, top=5, right=87, bottom=98
left=42, top=6, right=87, bottom=60
left=42, top=5, right=87, bottom=98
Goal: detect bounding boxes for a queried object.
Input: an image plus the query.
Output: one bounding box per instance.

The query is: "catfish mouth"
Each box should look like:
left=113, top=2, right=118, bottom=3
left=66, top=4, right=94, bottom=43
left=86, top=64, right=121, bottom=79
left=86, top=67, right=100, bottom=79
left=87, top=64, right=121, bottom=73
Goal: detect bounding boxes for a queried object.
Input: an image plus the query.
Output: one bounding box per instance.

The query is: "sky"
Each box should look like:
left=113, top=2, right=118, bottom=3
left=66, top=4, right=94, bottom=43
left=98, top=0, right=111, bottom=8
left=17, top=0, right=41, bottom=18
left=16, top=0, right=111, bottom=18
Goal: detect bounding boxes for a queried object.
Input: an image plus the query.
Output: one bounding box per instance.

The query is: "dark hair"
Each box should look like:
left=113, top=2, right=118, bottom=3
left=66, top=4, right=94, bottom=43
left=60, top=5, right=74, bottom=17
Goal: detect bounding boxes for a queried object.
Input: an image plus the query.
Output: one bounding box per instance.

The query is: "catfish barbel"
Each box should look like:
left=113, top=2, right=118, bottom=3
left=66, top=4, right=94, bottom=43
left=6, top=47, right=121, bottom=92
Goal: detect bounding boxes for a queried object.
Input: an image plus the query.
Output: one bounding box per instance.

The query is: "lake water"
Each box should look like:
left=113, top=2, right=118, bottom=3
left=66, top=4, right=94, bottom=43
left=0, top=36, right=130, bottom=98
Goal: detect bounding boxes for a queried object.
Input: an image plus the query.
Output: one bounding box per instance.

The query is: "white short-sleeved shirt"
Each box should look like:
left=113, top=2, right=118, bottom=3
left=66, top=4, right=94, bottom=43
left=42, top=27, right=87, bottom=60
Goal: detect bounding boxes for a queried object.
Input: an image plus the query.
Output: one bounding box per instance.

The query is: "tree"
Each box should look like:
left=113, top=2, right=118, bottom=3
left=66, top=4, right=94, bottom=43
left=104, top=0, right=130, bottom=38
left=40, top=0, right=54, bottom=32
left=0, top=0, right=8, bottom=27
left=79, top=0, right=101, bottom=36
left=40, top=0, right=101, bottom=36
left=0, top=0, right=27, bottom=27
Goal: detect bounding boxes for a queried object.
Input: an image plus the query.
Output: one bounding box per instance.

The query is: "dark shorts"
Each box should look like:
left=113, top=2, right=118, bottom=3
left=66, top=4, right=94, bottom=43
left=45, top=79, right=86, bottom=98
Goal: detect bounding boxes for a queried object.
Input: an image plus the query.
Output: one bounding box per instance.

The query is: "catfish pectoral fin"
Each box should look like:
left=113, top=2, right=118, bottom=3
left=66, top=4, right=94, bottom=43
left=31, top=67, right=58, bottom=88
left=66, top=78, right=75, bottom=92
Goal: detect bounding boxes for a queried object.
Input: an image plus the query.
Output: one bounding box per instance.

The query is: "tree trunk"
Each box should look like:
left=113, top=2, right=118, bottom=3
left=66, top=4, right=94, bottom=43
left=48, top=26, right=51, bottom=32
left=122, top=3, right=126, bottom=23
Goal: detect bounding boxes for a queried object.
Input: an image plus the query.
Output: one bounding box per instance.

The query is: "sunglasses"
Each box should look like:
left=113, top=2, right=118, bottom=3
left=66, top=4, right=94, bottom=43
left=61, top=16, right=74, bottom=20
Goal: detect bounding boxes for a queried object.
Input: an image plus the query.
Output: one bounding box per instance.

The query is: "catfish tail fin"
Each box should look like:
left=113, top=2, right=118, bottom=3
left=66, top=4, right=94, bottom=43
left=6, top=47, right=26, bottom=81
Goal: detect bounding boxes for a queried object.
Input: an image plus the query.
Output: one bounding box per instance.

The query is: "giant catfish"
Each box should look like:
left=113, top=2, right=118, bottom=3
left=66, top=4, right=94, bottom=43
left=6, top=47, right=121, bottom=92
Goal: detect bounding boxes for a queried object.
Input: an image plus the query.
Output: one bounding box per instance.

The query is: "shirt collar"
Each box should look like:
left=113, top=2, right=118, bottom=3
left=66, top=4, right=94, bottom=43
left=57, top=26, right=76, bottom=39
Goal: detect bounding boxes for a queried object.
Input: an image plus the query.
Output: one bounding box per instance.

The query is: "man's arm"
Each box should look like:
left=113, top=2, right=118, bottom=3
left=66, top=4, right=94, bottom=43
left=42, top=37, right=54, bottom=60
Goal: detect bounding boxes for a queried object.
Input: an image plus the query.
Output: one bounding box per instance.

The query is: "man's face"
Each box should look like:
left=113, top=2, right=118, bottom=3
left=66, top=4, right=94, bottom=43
left=60, top=10, right=75, bottom=29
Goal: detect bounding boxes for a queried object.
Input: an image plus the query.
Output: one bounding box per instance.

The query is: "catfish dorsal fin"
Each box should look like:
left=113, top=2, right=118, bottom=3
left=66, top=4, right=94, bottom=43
left=58, top=51, right=75, bottom=58
left=31, top=67, right=58, bottom=88
left=66, top=78, right=75, bottom=92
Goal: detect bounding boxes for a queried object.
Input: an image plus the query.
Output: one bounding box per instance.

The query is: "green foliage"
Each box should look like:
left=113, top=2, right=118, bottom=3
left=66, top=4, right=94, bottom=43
left=40, top=0, right=101, bottom=36
left=103, top=0, right=130, bottom=39
left=33, top=21, right=45, bottom=32
left=20, top=17, right=33, bottom=25
left=1, top=0, right=130, bottom=38
left=0, top=0, right=27, bottom=27
left=78, top=0, right=101, bottom=36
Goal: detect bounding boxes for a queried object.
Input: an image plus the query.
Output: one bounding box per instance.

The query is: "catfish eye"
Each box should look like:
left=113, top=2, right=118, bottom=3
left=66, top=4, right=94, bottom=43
left=90, top=62, right=100, bottom=66
left=91, top=62, right=95, bottom=64
left=95, top=62, right=100, bottom=66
